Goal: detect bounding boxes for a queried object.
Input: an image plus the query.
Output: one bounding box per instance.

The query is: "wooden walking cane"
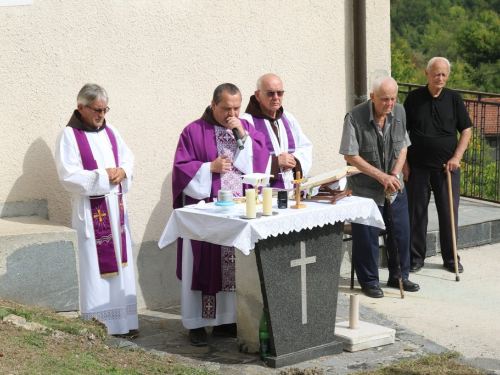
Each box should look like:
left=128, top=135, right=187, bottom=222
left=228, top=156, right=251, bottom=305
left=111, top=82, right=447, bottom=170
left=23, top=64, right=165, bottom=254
left=385, top=192, right=404, bottom=299
left=445, top=165, right=460, bottom=282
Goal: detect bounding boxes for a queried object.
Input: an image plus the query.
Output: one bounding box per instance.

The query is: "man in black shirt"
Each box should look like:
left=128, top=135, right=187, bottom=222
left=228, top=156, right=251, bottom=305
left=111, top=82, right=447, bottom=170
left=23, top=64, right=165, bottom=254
left=403, top=57, right=472, bottom=274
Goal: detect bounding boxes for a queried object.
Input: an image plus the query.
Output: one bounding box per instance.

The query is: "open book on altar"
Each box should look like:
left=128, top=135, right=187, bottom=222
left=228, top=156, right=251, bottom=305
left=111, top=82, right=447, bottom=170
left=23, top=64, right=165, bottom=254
left=299, top=166, right=360, bottom=192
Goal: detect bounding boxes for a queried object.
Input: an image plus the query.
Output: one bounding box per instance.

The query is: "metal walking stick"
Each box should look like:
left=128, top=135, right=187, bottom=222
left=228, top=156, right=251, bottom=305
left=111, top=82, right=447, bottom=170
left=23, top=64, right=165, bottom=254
left=385, top=191, right=404, bottom=299
left=445, top=166, right=460, bottom=282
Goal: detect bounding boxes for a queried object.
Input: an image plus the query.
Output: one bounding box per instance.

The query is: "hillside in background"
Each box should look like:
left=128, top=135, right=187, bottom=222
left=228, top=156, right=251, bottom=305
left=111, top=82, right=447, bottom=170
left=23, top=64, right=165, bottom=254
left=391, top=0, right=500, bottom=92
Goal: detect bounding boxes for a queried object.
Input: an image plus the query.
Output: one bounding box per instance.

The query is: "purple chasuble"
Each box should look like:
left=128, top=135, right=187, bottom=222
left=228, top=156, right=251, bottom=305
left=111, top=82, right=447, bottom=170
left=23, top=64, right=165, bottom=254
left=72, top=127, right=128, bottom=277
left=252, top=114, right=296, bottom=188
left=172, top=114, right=269, bottom=318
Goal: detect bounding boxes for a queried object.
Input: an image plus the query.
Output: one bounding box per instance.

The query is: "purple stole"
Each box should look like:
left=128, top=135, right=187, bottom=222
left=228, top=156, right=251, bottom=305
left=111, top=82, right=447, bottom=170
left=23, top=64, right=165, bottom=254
left=200, top=126, right=240, bottom=318
left=72, top=127, right=128, bottom=277
left=253, top=114, right=296, bottom=188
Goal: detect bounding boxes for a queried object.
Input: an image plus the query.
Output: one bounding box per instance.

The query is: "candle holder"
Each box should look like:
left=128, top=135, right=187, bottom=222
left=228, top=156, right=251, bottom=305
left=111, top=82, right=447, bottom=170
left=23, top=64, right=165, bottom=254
left=241, top=173, right=274, bottom=207
left=254, top=178, right=264, bottom=205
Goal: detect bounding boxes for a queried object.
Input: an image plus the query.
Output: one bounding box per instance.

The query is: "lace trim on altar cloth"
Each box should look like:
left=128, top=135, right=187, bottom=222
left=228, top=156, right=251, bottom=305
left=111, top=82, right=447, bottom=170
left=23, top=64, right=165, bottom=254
left=81, top=303, right=137, bottom=323
left=231, top=197, right=385, bottom=254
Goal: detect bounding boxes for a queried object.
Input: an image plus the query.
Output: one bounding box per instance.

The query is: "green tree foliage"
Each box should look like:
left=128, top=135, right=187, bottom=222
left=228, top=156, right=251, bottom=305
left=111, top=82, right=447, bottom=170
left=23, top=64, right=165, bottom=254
left=455, top=10, right=500, bottom=68
left=392, top=0, right=500, bottom=201
left=391, top=39, right=418, bottom=84
left=419, top=6, right=466, bottom=60
left=446, top=60, right=475, bottom=91
left=391, top=0, right=500, bottom=92
left=471, top=61, right=500, bottom=92
left=391, top=0, right=434, bottom=49
left=461, top=128, right=500, bottom=200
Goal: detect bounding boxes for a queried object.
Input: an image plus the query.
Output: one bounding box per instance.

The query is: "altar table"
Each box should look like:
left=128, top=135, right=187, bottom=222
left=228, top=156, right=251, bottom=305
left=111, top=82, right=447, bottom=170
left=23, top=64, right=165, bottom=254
left=158, top=196, right=384, bottom=367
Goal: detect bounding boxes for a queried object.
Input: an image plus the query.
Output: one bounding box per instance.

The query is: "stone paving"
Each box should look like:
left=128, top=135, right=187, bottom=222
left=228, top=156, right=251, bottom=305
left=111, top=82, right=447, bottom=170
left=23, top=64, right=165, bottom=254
left=107, top=196, right=500, bottom=374
left=107, top=294, right=452, bottom=375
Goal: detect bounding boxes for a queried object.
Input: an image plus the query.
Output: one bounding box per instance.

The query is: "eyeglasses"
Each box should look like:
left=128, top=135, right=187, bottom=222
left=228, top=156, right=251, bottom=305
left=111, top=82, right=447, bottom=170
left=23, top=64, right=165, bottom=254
left=260, top=90, right=285, bottom=98
left=85, top=105, right=110, bottom=114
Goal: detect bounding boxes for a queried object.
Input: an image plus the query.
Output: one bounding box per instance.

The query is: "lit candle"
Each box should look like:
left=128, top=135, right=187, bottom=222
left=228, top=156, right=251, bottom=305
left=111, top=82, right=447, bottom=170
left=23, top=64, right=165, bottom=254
left=262, top=188, right=273, bottom=215
left=245, top=189, right=256, bottom=218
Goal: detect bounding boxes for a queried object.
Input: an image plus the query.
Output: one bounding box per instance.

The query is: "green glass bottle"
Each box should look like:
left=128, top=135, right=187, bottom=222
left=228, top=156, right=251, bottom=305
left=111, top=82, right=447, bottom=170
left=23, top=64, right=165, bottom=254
left=259, top=310, right=271, bottom=359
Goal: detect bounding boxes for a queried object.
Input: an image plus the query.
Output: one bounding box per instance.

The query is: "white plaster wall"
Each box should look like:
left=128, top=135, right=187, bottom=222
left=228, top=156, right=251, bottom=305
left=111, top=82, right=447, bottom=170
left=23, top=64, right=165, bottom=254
left=0, top=1, right=390, bottom=309
left=365, top=0, right=392, bottom=90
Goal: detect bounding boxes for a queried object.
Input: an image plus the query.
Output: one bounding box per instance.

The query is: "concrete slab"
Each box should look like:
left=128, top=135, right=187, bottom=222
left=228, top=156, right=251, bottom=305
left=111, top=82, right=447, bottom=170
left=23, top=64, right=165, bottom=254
left=0, top=199, right=48, bottom=219
left=427, top=197, right=500, bottom=256
left=0, top=216, right=79, bottom=311
left=334, top=320, right=395, bottom=352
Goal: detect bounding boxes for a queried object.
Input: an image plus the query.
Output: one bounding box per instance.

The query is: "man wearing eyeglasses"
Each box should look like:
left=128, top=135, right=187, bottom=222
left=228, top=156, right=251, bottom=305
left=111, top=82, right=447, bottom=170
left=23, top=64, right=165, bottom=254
left=241, top=73, right=312, bottom=189
left=55, top=83, right=139, bottom=338
left=168, top=83, right=270, bottom=346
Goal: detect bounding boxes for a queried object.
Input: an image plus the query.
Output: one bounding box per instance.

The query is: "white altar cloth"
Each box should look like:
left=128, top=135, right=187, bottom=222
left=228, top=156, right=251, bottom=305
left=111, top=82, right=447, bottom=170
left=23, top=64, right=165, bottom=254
left=158, top=196, right=384, bottom=255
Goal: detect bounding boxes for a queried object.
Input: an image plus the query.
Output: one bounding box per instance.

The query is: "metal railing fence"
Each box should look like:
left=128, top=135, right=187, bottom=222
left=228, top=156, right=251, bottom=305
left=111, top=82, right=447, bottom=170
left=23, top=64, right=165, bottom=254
left=398, top=83, right=500, bottom=203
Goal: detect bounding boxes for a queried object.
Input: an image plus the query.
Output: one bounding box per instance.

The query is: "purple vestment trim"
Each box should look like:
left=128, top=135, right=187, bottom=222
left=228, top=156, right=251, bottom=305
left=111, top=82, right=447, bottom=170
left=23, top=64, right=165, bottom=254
left=172, top=117, right=269, bottom=318
left=281, top=115, right=296, bottom=152
left=215, top=126, right=244, bottom=198
left=221, top=245, right=236, bottom=291
left=72, top=127, right=128, bottom=277
left=202, top=294, right=216, bottom=319
left=104, top=127, right=128, bottom=268
left=252, top=114, right=296, bottom=188
left=201, top=127, right=239, bottom=317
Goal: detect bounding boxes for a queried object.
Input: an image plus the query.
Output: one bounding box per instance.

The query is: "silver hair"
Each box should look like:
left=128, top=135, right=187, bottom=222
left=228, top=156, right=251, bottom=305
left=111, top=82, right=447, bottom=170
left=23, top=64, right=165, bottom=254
left=77, top=83, right=108, bottom=106
left=371, top=76, right=398, bottom=94
left=427, top=57, right=451, bottom=72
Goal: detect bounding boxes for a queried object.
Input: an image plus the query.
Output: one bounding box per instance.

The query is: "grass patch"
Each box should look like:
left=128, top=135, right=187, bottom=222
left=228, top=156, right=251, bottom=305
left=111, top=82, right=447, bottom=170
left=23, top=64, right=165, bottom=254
left=0, top=301, right=487, bottom=375
left=0, top=300, right=216, bottom=375
left=355, top=351, right=486, bottom=375
left=19, top=331, right=47, bottom=348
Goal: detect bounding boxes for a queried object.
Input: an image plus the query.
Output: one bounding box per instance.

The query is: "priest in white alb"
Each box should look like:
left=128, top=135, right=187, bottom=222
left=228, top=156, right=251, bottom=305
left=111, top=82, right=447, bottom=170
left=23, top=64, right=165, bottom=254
left=241, top=73, right=313, bottom=189
left=55, top=83, right=138, bottom=337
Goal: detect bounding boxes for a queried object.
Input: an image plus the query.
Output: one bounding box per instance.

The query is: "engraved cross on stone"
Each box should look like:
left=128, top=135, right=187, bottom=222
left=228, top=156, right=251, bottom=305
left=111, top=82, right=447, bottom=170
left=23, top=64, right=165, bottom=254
left=290, top=241, right=316, bottom=324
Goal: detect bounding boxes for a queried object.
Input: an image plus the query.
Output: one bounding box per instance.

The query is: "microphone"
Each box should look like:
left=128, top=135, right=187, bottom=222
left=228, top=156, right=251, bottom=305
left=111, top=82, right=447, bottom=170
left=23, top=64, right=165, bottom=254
left=232, top=128, right=244, bottom=150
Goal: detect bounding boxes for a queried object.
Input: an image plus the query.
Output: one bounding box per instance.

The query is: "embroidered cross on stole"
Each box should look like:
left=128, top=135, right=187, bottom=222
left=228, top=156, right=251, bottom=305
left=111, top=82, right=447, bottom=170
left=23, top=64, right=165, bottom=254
left=73, top=127, right=128, bottom=277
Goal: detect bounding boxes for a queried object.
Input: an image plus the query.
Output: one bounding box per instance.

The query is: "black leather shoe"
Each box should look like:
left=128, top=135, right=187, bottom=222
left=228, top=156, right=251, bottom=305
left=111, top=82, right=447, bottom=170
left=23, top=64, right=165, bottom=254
left=212, top=323, right=237, bottom=337
left=444, top=262, right=464, bottom=273
left=361, top=284, right=384, bottom=298
left=387, top=278, right=420, bottom=292
left=409, top=263, right=423, bottom=272
left=188, top=327, right=207, bottom=346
